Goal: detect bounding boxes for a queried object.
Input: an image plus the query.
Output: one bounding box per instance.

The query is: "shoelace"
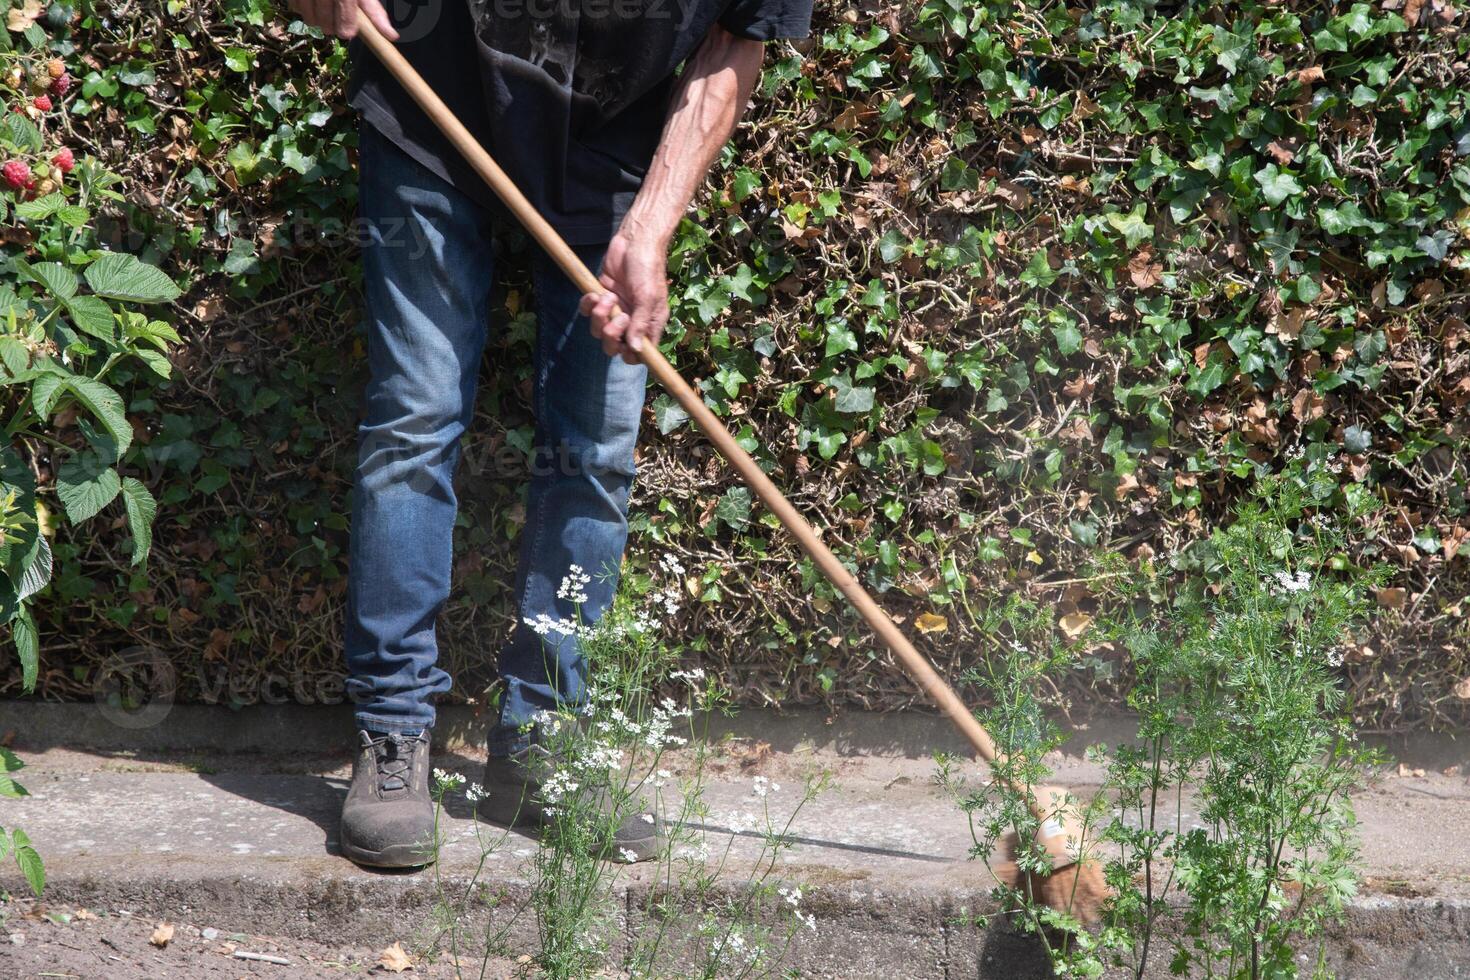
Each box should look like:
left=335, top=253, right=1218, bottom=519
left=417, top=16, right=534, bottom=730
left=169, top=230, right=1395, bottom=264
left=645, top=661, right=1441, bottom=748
left=365, top=732, right=418, bottom=793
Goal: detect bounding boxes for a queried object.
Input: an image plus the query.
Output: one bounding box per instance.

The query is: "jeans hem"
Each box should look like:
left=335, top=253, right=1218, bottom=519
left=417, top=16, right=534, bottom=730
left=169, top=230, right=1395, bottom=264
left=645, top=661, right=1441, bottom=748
left=356, top=713, right=433, bottom=736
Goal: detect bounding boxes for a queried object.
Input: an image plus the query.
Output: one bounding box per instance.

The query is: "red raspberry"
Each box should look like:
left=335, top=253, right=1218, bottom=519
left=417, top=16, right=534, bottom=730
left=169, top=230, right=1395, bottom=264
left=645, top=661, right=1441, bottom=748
left=32, top=94, right=52, bottom=112
left=50, top=73, right=70, bottom=96
left=3, top=160, right=32, bottom=191
left=51, top=147, right=74, bottom=173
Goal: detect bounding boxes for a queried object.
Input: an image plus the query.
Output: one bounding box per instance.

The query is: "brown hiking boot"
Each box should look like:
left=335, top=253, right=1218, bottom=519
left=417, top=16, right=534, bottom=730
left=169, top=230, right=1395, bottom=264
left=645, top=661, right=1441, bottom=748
left=479, top=734, right=663, bottom=863
left=339, top=729, right=437, bottom=868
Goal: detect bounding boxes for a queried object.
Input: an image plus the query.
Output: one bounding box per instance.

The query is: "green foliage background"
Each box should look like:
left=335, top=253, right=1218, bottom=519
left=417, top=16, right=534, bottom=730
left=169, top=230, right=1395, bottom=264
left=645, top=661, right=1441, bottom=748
left=4, top=0, right=1468, bottom=729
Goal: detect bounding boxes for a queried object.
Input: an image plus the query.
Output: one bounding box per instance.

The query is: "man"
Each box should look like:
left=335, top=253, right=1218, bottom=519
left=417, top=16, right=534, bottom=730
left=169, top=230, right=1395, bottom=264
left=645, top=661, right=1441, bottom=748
left=285, top=0, right=812, bottom=868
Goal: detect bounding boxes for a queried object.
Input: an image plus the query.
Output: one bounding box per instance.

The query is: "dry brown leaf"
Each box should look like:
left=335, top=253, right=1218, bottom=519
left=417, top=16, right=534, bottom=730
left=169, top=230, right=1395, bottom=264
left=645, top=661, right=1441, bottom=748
left=1443, top=525, right=1467, bottom=560
left=1242, top=399, right=1280, bottom=447
left=913, top=612, right=948, bottom=635
left=992, top=180, right=1031, bottom=210
left=1295, top=65, right=1325, bottom=84
left=191, top=296, right=225, bottom=322
left=150, top=923, right=174, bottom=948
left=1291, top=388, right=1325, bottom=422
left=832, top=101, right=875, bottom=132
left=1128, top=248, right=1162, bottom=288
left=1375, top=587, right=1408, bottom=610
left=1114, top=471, right=1140, bottom=500
left=6, top=0, right=43, bottom=32
left=1057, top=174, right=1090, bottom=196
left=73, top=908, right=97, bottom=921
left=1266, top=140, right=1297, bottom=165
left=1275, top=307, right=1307, bottom=341
left=1059, top=613, right=1093, bottom=639
left=1062, top=374, right=1096, bottom=400
left=378, top=941, right=414, bottom=973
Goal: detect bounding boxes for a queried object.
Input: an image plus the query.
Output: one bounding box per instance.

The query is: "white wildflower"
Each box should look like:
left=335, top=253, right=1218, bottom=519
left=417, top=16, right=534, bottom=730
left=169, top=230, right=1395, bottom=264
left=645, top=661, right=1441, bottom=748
left=1273, top=569, right=1312, bottom=594
left=541, top=771, right=578, bottom=803
left=557, top=564, right=592, bottom=604
left=618, top=848, right=639, bottom=863
left=433, top=768, right=465, bottom=788
left=523, top=612, right=580, bottom=637
left=464, top=781, right=486, bottom=803
left=727, top=811, right=757, bottom=834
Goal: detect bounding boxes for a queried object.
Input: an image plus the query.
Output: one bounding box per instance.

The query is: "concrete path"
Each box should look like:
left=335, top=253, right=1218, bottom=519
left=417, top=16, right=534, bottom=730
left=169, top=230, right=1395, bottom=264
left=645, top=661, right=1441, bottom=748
left=2, top=711, right=1470, bottom=977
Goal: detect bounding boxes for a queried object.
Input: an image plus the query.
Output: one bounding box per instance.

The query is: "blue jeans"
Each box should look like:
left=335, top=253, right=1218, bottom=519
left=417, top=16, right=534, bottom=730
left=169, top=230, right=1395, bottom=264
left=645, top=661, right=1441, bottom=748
left=345, top=123, right=646, bottom=754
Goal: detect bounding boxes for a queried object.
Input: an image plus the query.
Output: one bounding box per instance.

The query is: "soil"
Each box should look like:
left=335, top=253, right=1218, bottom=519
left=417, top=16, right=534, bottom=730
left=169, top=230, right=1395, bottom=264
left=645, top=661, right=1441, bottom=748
left=0, top=898, right=526, bottom=979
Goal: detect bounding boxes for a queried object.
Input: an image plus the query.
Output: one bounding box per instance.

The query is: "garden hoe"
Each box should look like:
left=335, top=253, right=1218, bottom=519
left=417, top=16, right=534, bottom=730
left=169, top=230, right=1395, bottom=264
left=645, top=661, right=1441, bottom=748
left=356, top=12, right=1107, bottom=923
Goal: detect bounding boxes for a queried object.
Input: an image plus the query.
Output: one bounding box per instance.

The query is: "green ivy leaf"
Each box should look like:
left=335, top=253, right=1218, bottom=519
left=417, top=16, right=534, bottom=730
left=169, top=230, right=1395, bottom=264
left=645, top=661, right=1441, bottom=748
left=652, top=394, right=689, bottom=435
left=731, top=168, right=762, bottom=201
left=1019, top=249, right=1060, bottom=288
left=878, top=228, right=909, bottom=263
left=224, top=46, right=254, bottom=72
left=1053, top=321, right=1083, bottom=356
left=830, top=373, right=875, bottom=414
left=1255, top=164, right=1304, bottom=206
left=1212, top=26, right=1253, bottom=74
left=1105, top=207, right=1155, bottom=248
left=715, top=486, right=752, bottom=530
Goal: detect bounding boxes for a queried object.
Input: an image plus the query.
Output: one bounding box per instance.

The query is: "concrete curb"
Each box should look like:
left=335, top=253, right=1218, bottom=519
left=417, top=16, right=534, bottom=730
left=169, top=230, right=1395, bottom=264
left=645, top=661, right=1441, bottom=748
left=6, top=701, right=1468, bottom=770
left=10, top=866, right=1470, bottom=979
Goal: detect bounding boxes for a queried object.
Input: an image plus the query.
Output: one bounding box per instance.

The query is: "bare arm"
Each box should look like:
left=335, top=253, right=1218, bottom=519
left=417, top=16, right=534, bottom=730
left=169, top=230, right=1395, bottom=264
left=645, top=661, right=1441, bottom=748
left=582, top=26, right=766, bottom=364
left=287, top=0, right=396, bottom=40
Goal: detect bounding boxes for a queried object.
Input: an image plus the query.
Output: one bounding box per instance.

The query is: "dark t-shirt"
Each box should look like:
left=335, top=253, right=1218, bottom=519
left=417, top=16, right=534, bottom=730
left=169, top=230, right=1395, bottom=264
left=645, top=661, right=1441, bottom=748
left=350, top=0, right=813, bottom=244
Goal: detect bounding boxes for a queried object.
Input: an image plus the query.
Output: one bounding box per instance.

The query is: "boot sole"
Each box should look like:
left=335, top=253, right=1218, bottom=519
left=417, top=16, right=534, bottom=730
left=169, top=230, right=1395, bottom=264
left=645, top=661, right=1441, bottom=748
left=339, top=835, right=437, bottom=870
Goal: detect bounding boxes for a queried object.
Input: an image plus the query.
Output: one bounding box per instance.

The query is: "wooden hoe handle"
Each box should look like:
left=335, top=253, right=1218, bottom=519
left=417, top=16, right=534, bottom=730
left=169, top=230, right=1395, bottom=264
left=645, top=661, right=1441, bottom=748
left=355, top=14, right=1007, bottom=767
